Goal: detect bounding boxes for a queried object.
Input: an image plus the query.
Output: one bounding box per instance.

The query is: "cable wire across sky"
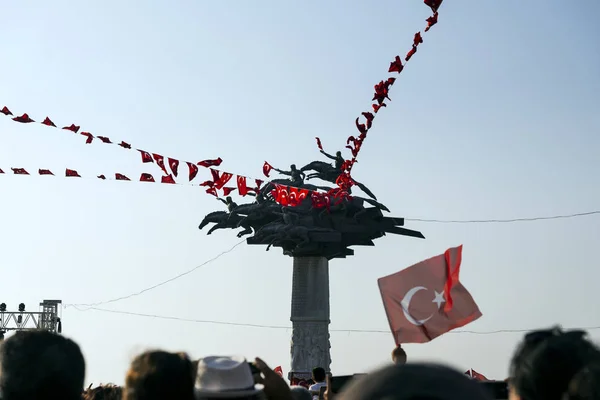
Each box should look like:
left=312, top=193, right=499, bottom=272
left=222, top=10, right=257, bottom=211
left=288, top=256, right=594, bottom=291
left=66, top=240, right=246, bottom=309
left=69, top=306, right=600, bottom=335
left=405, top=210, right=600, bottom=224
left=64, top=209, right=599, bottom=309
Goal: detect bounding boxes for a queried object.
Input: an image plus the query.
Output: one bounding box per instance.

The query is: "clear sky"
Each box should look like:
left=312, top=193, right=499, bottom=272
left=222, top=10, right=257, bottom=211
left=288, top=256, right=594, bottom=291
left=0, top=0, right=599, bottom=385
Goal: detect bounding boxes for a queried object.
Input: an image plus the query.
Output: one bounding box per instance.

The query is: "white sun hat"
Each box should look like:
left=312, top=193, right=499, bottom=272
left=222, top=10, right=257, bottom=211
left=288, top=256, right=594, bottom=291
left=195, top=355, right=263, bottom=399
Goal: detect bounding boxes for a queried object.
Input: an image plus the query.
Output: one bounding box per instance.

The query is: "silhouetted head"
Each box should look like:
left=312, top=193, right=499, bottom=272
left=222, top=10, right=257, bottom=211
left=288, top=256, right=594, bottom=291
left=336, top=151, right=342, bottom=157
left=226, top=196, right=232, bottom=203
left=290, top=386, right=312, bottom=400
left=312, top=367, right=326, bottom=383
left=290, top=164, right=297, bottom=170
left=564, top=360, right=600, bottom=400
left=392, top=346, right=407, bottom=366
left=0, top=330, right=85, bottom=400
left=509, top=326, right=600, bottom=400
left=124, top=351, right=195, bottom=400
left=83, top=384, right=123, bottom=400
left=338, top=363, right=491, bottom=400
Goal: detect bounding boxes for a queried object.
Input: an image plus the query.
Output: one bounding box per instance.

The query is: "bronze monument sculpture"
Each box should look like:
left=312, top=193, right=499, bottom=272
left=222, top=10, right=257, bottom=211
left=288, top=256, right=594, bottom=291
left=199, top=151, right=424, bottom=259
left=198, top=150, right=425, bottom=380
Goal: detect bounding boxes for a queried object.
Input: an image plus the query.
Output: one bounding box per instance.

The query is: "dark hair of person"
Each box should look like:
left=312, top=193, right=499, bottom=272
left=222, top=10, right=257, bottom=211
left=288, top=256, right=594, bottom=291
left=124, top=350, right=195, bottom=400
left=510, top=326, right=600, bottom=400
left=339, top=363, right=491, bottom=400
left=564, top=361, right=600, bottom=400
left=312, top=367, right=326, bottom=382
left=0, top=330, right=85, bottom=400
left=200, top=397, right=261, bottom=400
left=83, top=384, right=123, bottom=400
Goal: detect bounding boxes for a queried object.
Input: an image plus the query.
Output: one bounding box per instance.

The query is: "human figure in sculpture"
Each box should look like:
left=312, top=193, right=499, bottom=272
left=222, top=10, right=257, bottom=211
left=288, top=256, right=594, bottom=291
left=274, top=207, right=299, bottom=225
left=216, top=196, right=238, bottom=213
left=274, top=164, right=305, bottom=187
left=320, top=150, right=345, bottom=172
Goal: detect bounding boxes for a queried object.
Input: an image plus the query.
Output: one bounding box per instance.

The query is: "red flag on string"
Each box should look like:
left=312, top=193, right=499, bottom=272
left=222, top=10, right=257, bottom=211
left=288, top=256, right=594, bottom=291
left=65, top=169, right=81, bottom=177
left=118, top=141, right=132, bottom=149
left=12, top=114, right=34, bottom=123
left=236, top=175, right=249, bottom=196
left=161, top=175, right=176, bottom=184
left=378, top=245, right=481, bottom=344
left=424, top=0, right=443, bottom=13
left=1, top=106, right=12, bottom=116
left=153, top=154, right=167, bottom=174
left=223, top=187, right=236, bottom=196
left=81, top=132, right=94, bottom=144
left=63, top=124, right=80, bottom=133
left=0, top=168, right=4, bottom=173
left=210, top=169, right=233, bottom=190
left=42, top=117, right=56, bottom=127
left=355, top=118, right=367, bottom=135
left=38, top=169, right=54, bottom=176
left=186, top=162, right=199, bottom=181
left=413, top=32, right=423, bottom=46
left=168, top=158, right=179, bottom=177
left=139, top=150, right=153, bottom=163
left=362, top=112, right=374, bottom=128
left=372, top=103, right=386, bottom=113
left=197, top=158, right=223, bottom=168
left=97, top=136, right=112, bottom=144
left=97, top=175, right=106, bottom=180
left=140, top=173, right=155, bottom=182
left=388, top=56, right=404, bottom=73
left=425, top=13, right=439, bottom=32
left=263, top=161, right=273, bottom=177
left=11, top=168, right=29, bottom=175
left=405, top=46, right=417, bottom=61
left=206, top=187, right=217, bottom=197
left=115, top=173, right=130, bottom=181
left=273, top=366, right=283, bottom=377
left=210, top=169, right=220, bottom=183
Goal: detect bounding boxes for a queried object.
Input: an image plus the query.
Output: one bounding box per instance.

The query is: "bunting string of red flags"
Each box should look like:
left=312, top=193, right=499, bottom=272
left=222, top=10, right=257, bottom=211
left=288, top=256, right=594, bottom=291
left=0, top=105, right=223, bottom=181
left=220, top=0, right=445, bottom=207
left=312, top=0, right=443, bottom=196
left=0, top=163, right=342, bottom=209
left=1, top=0, right=444, bottom=209
left=0, top=166, right=187, bottom=184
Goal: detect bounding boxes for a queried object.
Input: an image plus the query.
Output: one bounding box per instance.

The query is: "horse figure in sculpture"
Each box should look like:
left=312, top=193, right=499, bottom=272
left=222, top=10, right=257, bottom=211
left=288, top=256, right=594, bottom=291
left=300, top=161, right=378, bottom=200
left=199, top=211, right=248, bottom=235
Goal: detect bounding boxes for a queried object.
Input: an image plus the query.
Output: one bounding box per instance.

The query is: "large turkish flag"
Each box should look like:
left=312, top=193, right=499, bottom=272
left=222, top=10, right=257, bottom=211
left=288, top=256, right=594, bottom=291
left=378, top=245, right=481, bottom=344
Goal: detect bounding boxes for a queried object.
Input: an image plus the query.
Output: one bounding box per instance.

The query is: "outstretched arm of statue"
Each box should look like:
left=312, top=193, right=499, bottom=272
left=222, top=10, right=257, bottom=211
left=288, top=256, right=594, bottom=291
left=274, top=168, right=292, bottom=176
left=217, top=198, right=227, bottom=205
left=320, top=150, right=336, bottom=160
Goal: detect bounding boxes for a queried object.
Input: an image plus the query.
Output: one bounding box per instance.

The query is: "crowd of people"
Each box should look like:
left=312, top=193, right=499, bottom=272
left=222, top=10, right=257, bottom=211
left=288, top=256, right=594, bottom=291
left=0, top=326, right=598, bottom=399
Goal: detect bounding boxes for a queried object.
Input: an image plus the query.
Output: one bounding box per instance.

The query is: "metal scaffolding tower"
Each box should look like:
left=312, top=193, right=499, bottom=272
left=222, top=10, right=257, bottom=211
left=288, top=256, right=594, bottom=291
left=0, top=300, right=62, bottom=339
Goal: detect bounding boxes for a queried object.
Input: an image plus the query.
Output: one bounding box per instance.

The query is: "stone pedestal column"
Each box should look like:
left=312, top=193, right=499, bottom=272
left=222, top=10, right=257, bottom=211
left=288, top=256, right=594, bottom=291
left=289, top=256, right=331, bottom=380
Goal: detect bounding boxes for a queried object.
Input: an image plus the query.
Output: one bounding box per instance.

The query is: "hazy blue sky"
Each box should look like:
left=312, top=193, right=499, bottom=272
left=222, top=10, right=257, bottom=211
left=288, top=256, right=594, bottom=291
left=1, top=0, right=598, bottom=384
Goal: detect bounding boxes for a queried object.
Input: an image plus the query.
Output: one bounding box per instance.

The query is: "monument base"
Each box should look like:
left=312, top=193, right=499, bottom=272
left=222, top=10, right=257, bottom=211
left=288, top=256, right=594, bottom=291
left=289, top=256, right=331, bottom=380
